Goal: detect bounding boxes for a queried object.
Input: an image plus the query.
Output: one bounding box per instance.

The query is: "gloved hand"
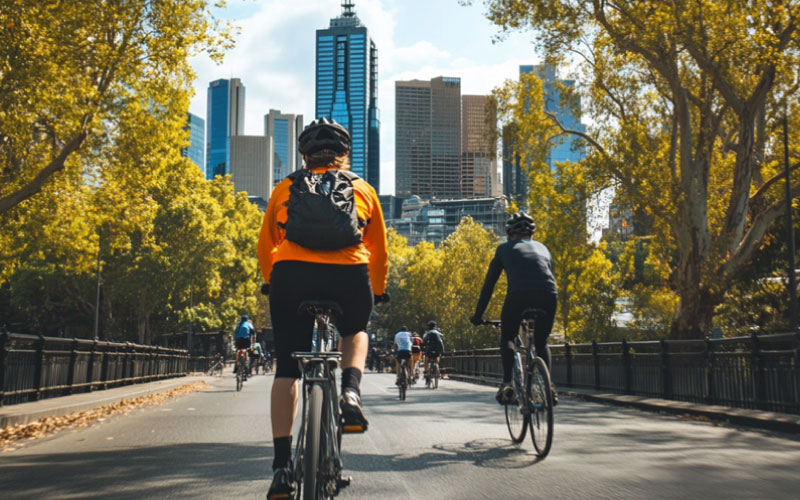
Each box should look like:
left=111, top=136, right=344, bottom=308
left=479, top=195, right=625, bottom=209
left=260, top=283, right=270, bottom=296
left=374, top=292, right=390, bottom=304
left=469, top=315, right=483, bottom=326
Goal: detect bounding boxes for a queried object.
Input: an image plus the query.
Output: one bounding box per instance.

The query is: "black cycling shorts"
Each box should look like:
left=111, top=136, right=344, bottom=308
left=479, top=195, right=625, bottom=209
left=270, top=261, right=373, bottom=379
left=395, top=350, right=412, bottom=361
left=425, top=351, right=441, bottom=359
left=235, top=337, right=251, bottom=350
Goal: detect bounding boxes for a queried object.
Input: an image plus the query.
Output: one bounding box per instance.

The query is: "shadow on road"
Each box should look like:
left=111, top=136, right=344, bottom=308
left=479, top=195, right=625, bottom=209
left=0, top=442, right=270, bottom=499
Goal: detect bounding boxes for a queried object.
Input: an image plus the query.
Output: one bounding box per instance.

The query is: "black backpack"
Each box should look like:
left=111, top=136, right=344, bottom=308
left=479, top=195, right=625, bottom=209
left=281, top=169, right=365, bottom=250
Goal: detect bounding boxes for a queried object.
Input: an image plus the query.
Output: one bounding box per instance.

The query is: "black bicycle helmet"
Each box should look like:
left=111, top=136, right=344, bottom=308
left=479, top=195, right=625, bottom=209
left=427, top=321, right=437, bottom=329
left=505, top=211, right=536, bottom=235
left=298, top=117, right=351, bottom=156
left=241, top=314, right=249, bottom=321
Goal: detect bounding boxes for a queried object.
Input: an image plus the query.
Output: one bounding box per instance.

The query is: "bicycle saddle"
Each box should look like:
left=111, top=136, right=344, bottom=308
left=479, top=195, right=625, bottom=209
left=521, top=308, right=547, bottom=320
left=297, top=300, right=344, bottom=317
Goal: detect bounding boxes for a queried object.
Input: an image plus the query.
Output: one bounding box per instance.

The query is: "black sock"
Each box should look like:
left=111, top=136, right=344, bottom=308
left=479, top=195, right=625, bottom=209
left=272, top=436, right=292, bottom=470
left=341, top=367, right=362, bottom=396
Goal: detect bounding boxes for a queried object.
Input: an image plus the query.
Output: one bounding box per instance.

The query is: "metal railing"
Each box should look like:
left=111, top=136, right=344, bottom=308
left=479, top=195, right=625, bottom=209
left=441, top=332, right=800, bottom=414
left=0, top=332, right=207, bottom=407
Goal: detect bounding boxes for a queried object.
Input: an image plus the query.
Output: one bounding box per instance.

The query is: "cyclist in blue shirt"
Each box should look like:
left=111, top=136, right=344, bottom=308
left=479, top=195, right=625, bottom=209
left=233, top=314, right=255, bottom=374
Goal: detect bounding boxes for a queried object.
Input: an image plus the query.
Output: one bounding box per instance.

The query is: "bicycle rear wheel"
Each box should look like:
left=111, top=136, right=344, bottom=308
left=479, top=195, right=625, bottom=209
left=399, top=365, right=407, bottom=401
left=505, top=353, right=527, bottom=443
left=235, top=360, right=243, bottom=392
left=433, top=363, right=439, bottom=389
left=528, top=357, right=554, bottom=457
left=304, top=384, right=324, bottom=500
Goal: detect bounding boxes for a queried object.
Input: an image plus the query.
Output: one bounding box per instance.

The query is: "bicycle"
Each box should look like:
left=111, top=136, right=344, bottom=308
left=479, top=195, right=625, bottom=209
left=484, top=308, right=554, bottom=458
left=292, top=300, right=351, bottom=500
left=399, top=361, right=409, bottom=400
left=235, top=350, right=249, bottom=392
left=425, top=355, right=440, bottom=389
left=206, top=356, right=224, bottom=377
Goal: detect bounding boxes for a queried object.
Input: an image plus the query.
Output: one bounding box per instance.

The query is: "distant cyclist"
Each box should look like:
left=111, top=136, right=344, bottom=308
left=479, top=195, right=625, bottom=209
left=233, top=314, right=255, bottom=375
left=393, top=326, right=413, bottom=385
left=250, top=341, right=264, bottom=375
left=470, top=212, right=558, bottom=405
left=422, top=321, right=444, bottom=382
left=410, top=332, right=423, bottom=383
left=258, top=118, right=389, bottom=499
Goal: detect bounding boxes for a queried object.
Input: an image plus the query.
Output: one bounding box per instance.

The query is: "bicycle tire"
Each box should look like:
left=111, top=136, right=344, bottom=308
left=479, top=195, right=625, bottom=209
left=528, top=357, right=554, bottom=457
left=505, top=353, right=527, bottom=443
left=433, top=363, right=439, bottom=389
left=235, top=371, right=242, bottom=392
left=399, top=364, right=407, bottom=401
left=304, top=384, right=324, bottom=500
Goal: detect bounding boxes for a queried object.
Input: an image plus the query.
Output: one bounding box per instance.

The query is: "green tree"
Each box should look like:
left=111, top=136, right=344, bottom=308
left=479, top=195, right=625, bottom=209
left=0, top=0, right=233, bottom=214
left=472, top=0, right=800, bottom=339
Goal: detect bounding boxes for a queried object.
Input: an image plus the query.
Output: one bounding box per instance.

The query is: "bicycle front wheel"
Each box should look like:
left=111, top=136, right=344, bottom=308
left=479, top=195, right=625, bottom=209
left=304, top=384, right=324, bottom=500
left=528, top=357, right=554, bottom=457
left=505, top=354, right=527, bottom=443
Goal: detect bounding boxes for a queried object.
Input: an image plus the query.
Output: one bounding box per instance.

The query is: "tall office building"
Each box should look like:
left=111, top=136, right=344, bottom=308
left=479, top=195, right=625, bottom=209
left=395, top=77, right=462, bottom=199
left=520, top=64, right=586, bottom=169
left=502, top=122, right=526, bottom=202
left=206, top=78, right=245, bottom=180
left=315, top=1, right=380, bottom=188
left=229, top=135, right=272, bottom=207
left=264, top=110, right=303, bottom=186
left=182, top=112, right=205, bottom=171
left=461, top=95, right=499, bottom=197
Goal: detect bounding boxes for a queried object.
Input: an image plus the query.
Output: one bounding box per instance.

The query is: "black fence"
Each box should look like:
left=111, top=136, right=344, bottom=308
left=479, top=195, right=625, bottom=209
left=0, top=332, right=213, bottom=407
left=441, top=332, right=800, bottom=414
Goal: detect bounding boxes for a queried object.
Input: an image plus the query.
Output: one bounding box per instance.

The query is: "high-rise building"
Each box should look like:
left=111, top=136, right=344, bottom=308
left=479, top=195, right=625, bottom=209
left=183, top=112, right=205, bottom=171
left=461, top=95, right=499, bottom=197
left=229, top=135, right=272, bottom=208
left=264, top=110, right=303, bottom=186
left=206, top=78, right=245, bottom=180
left=520, top=64, right=586, bottom=169
left=315, top=1, right=380, bottom=188
left=395, top=77, right=462, bottom=199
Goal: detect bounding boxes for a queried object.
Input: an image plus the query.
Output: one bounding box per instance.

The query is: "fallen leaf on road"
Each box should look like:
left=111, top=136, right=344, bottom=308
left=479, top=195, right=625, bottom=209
left=0, top=381, right=210, bottom=450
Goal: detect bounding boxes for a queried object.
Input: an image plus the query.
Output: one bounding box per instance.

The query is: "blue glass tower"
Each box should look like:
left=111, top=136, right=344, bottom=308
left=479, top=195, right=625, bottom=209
left=206, top=78, right=245, bottom=179
left=519, top=64, right=586, bottom=170
left=315, top=1, right=379, bottom=189
left=182, top=112, right=205, bottom=171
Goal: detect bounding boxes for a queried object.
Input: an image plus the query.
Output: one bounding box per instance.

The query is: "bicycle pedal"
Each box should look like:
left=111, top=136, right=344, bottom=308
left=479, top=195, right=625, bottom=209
left=337, top=476, right=352, bottom=488
left=342, top=424, right=366, bottom=434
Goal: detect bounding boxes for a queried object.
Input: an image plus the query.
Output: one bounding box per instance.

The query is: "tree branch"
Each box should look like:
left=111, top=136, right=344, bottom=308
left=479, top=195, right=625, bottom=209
left=750, top=160, right=800, bottom=203
left=543, top=111, right=608, bottom=157
left=0, top=129, right=88, bottom=214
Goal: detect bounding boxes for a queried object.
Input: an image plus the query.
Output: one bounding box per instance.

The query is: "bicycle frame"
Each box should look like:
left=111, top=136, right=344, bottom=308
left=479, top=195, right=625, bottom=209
left=292, top=306, right=346, bottom=499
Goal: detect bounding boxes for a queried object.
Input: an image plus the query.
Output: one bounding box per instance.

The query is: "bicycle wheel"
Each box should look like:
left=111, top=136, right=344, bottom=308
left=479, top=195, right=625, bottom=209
left=528, top=357, right=554, bottom=457
left=433, top=363, right=439, bottom=389
left=505, top=353, right=527, bottom=443
left=399, top=365, right=407, bottom=401
left=236, top=371, right=243, bottom=392
left=304, top=384, right=324, bottom=500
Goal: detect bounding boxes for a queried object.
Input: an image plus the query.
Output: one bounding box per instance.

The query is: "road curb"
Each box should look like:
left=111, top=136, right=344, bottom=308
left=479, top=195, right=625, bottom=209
left=445, top=373, right=800, bottom=434
left=0, top=375, right=210, bottom=429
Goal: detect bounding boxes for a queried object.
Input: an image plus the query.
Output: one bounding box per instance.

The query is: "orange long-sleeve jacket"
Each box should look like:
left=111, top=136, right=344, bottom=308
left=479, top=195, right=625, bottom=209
left=257, top=167, right=388, bottom=295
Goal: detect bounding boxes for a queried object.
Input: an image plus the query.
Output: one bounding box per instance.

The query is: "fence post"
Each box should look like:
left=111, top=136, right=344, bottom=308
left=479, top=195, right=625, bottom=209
left=101, top=343, right=110, bottom=389
left=0, top=332, right=9, bottom=406
left=592, top=341, right=600, bottom=390
left=67, top=337, right=79, bottom=395
left=661, top=339, right=673, bottom=399
left=795, top=331, right=800, bottom=413
left=565, top=342, right=573, bottom=387
left=622, top=340, right=632, bottom=395
left=32, top=334, right=46, bottom=401
left=705, top=337, right=715, bottom=405
left=87, top=340, right=97, bottom=392
left=751, top=333, right=765, bottom=409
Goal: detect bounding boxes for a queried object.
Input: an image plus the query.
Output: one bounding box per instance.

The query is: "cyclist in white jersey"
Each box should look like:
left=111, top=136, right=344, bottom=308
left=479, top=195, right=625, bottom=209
left=393, top=327, right=413, bottom=385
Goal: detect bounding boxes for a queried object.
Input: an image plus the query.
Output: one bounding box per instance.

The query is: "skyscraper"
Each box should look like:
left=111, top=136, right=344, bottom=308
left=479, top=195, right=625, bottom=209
left=229, top=135, right=271, bottom=207
left=461, top=95, right=498, bottom=197
left=182, top=112, right=205, bottom=172
left=395, top=77, right=462, bottom=199
left=315, top=1, right=379, bottom=188
left=264, top=110, right=303, bottom=186
left=206, top=78, right=245, bottom=180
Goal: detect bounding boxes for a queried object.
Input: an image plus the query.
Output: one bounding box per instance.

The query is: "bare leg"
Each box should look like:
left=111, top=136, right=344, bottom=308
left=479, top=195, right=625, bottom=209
left=271, top=378, right=299, bottom=437
left=339, top=331, right=368, bottom=370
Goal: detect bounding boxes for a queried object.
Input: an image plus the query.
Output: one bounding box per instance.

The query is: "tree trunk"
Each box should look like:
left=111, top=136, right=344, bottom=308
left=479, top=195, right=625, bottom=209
left=671, top=285, right=716, bottom=340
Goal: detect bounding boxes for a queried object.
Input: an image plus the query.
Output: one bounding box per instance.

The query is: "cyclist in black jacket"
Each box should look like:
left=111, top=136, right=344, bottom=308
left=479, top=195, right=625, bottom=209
left=470, top=211, right=558, bottom=405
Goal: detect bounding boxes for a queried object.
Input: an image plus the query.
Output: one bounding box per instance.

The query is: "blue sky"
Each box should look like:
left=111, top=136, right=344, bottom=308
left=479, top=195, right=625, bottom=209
left=189, top=0, right=546, bottom=195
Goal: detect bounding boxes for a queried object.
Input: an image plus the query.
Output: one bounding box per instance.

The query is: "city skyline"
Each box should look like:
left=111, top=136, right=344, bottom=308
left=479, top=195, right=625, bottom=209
left=189, top=0, right=546, bottom=195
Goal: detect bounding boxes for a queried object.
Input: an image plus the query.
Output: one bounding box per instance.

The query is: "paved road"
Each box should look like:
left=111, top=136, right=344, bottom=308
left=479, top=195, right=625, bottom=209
left=2, top=372, right=800, bottom=499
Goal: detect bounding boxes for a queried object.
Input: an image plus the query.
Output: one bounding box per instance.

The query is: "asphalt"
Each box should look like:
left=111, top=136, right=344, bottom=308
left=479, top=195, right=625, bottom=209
left=2, top=370, right=799, bottom=435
